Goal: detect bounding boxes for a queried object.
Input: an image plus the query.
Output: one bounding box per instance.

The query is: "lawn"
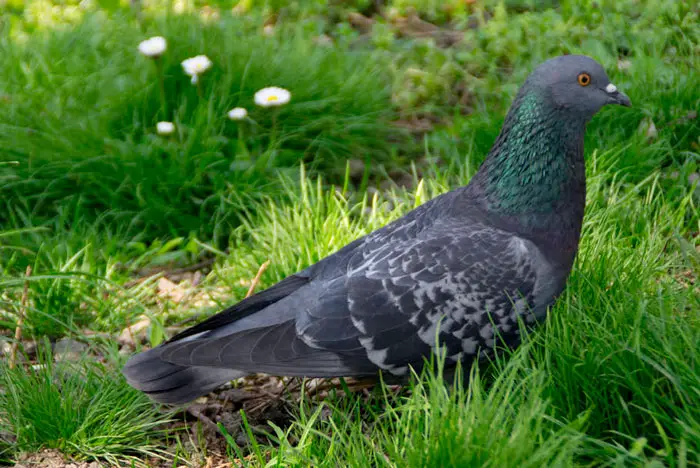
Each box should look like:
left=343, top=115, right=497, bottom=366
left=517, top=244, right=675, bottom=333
left=0, top=0, right=698, bottom=466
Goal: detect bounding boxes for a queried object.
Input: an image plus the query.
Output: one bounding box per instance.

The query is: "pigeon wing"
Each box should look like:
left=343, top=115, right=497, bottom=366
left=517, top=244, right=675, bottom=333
left=298, top=218, right=541, bottom=375
left=161, top=219, right=540, bottom=377
left=165, top=272, right=311, bottom=343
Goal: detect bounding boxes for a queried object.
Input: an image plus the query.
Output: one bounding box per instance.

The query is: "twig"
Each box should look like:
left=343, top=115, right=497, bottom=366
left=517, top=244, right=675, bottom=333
left=305, top=377, right=377, bottom=398
left=280, top=376, right=301, bottom=396
left=9, top=265, right=31, bottom=370
left=187, top=405, right=222, bottom=435
left=245, top=260, right=270, bottom=298
left=122, top=257, right=216, bottom=288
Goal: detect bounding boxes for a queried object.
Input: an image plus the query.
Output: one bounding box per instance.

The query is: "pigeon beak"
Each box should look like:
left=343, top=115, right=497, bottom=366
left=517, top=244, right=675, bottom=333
left=604, top=83, right=632, bottom=107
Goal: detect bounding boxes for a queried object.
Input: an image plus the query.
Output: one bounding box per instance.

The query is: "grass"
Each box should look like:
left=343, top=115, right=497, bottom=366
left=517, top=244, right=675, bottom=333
left=1, top=5, right=402, bottom=242
left=0, top=0, right=698, bottom=466
left=0, top=344, right=172, bottom=465
left=226, top=353, right=590, bottom=467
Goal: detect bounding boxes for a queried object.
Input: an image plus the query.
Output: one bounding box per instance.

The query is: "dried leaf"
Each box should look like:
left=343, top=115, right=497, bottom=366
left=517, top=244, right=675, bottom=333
left=158, top=277, right=186, bottom=303
left=118, top=317, right=151, bottom=346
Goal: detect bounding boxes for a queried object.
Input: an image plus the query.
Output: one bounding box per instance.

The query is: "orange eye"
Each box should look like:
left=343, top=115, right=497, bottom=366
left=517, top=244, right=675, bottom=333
left=577, top=73, right=591, bottom=86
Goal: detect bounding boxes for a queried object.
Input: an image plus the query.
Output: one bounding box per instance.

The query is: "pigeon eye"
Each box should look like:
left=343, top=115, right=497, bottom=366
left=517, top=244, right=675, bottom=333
left=577, top=73, right=591, bottom=86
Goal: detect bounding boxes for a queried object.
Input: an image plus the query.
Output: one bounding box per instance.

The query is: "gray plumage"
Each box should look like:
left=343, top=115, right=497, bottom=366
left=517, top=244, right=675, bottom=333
left=123, top=55, right=631, bottom=404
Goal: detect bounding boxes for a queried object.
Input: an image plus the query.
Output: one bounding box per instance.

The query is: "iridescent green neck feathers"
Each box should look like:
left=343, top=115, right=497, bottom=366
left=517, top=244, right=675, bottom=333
left=477, top=91, right=587, bottom=216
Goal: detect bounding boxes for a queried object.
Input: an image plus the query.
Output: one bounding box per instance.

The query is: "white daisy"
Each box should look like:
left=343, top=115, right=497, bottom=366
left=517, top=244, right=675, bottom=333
left=181, top=55, right=213, bottom=84
left=227, top=107, right=248, bottom=120
left=156, top=121, right=175, bottom=135
left=254, top=87, right=291, bottom=107
left=138, top=36, right=167, bottom=58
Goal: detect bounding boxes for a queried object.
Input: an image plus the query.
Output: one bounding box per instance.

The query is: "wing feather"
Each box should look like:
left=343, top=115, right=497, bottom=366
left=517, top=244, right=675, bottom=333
left=160, top=197, right=543, bottom=378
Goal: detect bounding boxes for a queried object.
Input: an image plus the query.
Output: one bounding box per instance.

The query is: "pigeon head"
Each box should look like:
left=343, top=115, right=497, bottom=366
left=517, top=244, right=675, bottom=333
left=523, top=55, right=631, bottom=120
left=469, top=55, right=631, bottom=238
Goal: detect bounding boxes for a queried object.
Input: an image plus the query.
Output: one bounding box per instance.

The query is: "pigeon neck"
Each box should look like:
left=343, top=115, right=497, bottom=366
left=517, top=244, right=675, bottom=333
left=474, top=91, right=587, bottom=223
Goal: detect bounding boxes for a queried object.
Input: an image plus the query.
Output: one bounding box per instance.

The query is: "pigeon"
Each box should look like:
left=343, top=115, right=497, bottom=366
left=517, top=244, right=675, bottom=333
left=123, top=55, right=631, bottom=404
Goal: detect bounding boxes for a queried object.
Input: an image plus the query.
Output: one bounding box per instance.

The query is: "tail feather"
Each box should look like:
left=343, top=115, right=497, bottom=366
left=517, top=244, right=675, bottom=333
left=123, top=272, right=311, bottom=403
left=122, top=347, right=246, bottom=404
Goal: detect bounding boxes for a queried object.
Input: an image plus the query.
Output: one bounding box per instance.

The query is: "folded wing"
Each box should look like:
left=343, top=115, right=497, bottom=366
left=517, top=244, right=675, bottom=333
left=160, top=218, right=542, bottom=377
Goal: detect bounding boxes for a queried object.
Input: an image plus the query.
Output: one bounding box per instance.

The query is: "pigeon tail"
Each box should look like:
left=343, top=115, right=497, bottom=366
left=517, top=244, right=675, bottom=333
left=122, top=346, right=246, bottom=404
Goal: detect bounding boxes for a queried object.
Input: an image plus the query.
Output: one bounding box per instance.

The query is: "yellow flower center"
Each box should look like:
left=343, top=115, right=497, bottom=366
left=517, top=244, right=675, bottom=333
left=267, top=95, right=279, bottom=102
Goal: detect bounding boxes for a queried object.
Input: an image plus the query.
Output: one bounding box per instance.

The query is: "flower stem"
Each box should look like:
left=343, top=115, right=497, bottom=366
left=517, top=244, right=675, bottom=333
left=196, top=79, right=204, bottom=101
left=271, top=109, right=279, bottom=146
left=237, top=124, right=250, bottom=160
left=263, top=109, right=281, bottom=169
left=155, top=58, right=167, bottom=119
